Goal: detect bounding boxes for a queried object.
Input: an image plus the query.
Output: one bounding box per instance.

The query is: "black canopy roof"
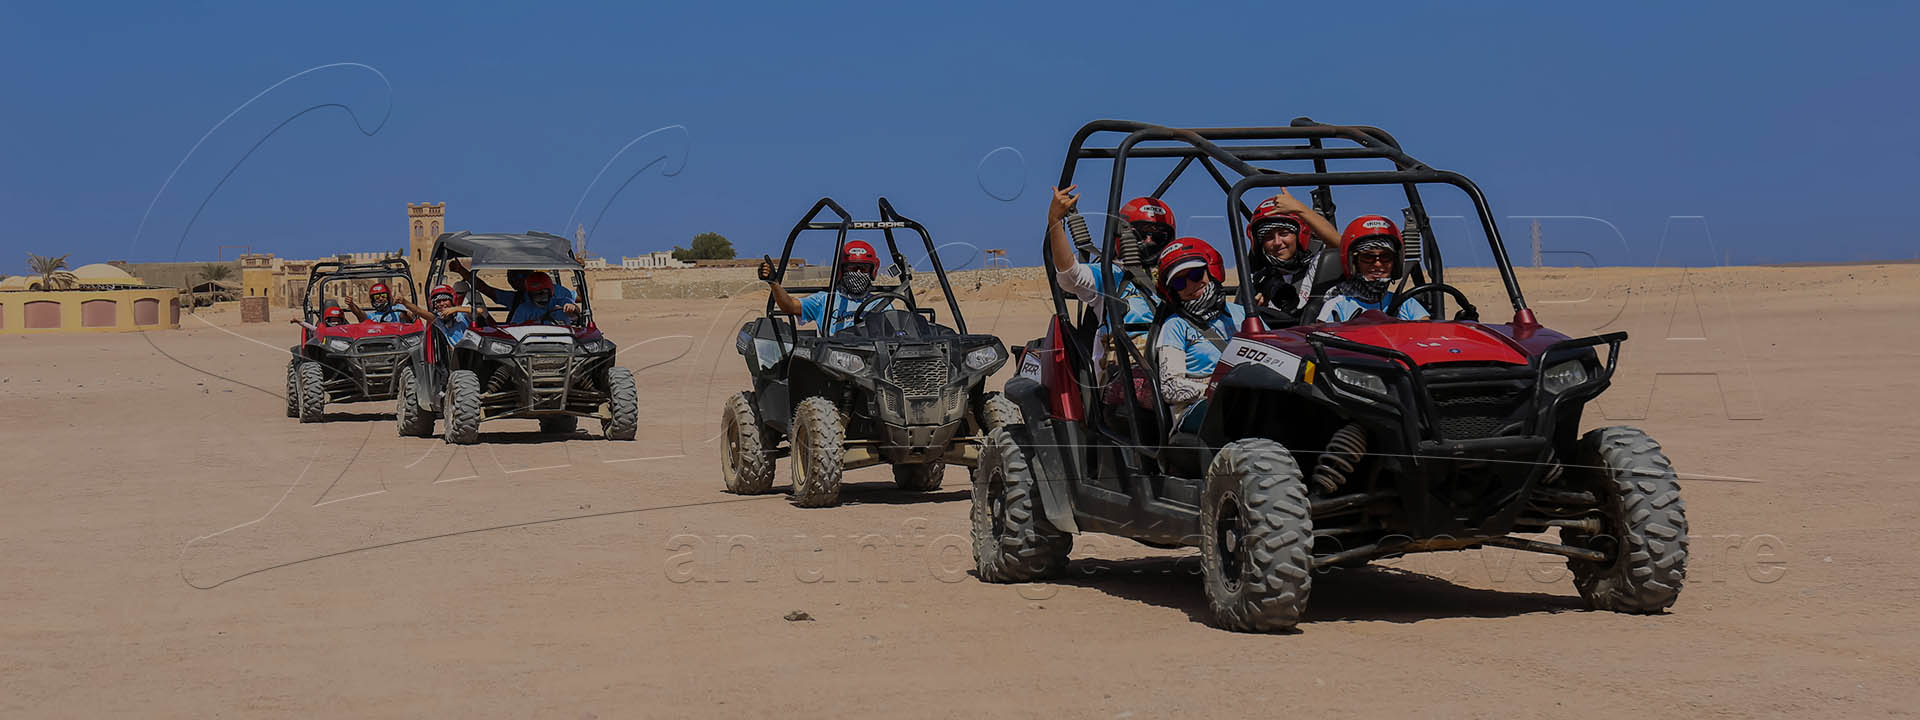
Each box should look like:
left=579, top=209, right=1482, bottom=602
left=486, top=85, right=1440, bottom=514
left=433, top=231, right=578, bottom=270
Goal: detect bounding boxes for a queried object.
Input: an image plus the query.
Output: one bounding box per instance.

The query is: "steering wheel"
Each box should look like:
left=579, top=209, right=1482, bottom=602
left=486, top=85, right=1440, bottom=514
left=1389, top=283, right=1480, bottom=322
left=851, top=291, right=912, bottom=325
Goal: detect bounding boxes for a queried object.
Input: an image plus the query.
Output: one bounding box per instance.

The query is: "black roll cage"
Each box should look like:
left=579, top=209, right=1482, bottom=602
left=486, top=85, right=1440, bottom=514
left=764, top=196, right=969, bottom=335
left=302, top=257, right=417, bottom=323
left=1050, top=118, right=1533, bottom=455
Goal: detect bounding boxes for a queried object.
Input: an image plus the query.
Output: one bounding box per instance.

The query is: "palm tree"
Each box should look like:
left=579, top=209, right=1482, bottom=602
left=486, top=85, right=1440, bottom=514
left=196, top=263, right=235, bottom=308
left=26, top=253, right=77, bottom=291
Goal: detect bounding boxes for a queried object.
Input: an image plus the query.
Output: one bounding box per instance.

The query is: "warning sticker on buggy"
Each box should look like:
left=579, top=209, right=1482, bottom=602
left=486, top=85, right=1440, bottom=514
left=1219, top=338, right=1303, bottom=380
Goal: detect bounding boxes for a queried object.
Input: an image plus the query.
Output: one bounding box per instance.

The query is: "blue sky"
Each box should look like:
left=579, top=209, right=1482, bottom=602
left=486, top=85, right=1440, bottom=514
left=2, top=1, right=1915, bottom=272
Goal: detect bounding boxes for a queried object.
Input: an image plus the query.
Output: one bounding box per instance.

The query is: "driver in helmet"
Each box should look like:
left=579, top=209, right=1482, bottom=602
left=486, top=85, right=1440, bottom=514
left=342, top=282, right=414, bottom=323
left=759, top=240, right=890, bottom=335
left=397, top=284, right=475, bottom=343
left=448, top=262, right=578, bottom=323
left=1317, top=215, right=1431, bottom=323
left=1151, top=238, right=1246, bottom=433
left=1245, top=190, right=1339, bottom=324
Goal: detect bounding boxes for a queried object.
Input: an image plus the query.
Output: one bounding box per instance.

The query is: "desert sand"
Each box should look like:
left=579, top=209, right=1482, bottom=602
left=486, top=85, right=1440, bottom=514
left=2, top=263, right=1918, bottom=718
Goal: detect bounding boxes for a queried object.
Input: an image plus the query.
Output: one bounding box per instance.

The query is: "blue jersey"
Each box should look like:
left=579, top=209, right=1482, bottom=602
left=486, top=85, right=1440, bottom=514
left=481, top=284, right=577, bottom=324
left=1155, top=303, right=1247, bottom=375
left=799, top=291, right=893, bottom=335
left=437, top=311, right=472, bottom=344
left=363, top=305, right=410, bottom=323
left=1083, top=264, right=1157, bottom=328
left=1318, top=293, right=1429, bottom=323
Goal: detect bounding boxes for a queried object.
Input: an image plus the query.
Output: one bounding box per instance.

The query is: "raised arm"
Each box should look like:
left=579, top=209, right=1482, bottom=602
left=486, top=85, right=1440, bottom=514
left=342, top=297, right=370, bottom=323
left=758, top=257, right=803, bottom=317
left=1045, top=185, right=1082, bottom=273
left=1256, top=189, right=1339, bottom=251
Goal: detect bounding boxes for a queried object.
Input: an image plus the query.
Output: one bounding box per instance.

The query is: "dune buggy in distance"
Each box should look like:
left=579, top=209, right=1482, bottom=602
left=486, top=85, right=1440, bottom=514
left=978, top=119, right=1688, bottom=632
left=285, top=258, right=424, bottom=422
left=721, top=197, right=1016, bottom=507
left=396, top=231, right=638, bottom=444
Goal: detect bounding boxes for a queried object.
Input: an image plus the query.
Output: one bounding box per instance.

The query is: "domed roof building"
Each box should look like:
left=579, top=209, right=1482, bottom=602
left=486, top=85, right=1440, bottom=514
left=71, top=263, right=143, bottom=286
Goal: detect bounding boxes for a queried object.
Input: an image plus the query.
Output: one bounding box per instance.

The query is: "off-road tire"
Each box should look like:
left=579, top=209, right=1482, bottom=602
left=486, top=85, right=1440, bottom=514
left=1200, top=438, right=1313, bottom=633
left=1564, top=426, right=1688, bottom=613
left=395, top=365, right=435, bottom=437
left=296, top=361, right=327, bottom=424
left=971, top=425, right=1071, bottom=582
left=892, top=463, right=944, bottom=491
left=539, top=415, right=578, bottom=435
left=602, top=366, right=638, bottom=441
left=720, top=391, right=775, bottom=494
left=284, top=359, right=301, bottom=418
left=977, top=391, right=1021, bottom=431
left=788, top=396, right=846, bottom=508
left=442, top=369, right=481, bottom=445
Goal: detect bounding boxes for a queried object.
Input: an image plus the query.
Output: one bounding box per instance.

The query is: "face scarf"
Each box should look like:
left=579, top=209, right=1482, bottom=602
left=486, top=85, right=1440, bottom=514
left=1180, top=280, right=1225, bottom=323
left=1336, top=237, right=1398, bottom=305
left=839, top=267, right=873, bottom=297
left=1255, top=218, right=1309, bottom=274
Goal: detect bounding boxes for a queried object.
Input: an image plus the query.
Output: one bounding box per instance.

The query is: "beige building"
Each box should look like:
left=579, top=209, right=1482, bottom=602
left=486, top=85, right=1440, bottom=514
left=0, top=263, right=181, bottom=334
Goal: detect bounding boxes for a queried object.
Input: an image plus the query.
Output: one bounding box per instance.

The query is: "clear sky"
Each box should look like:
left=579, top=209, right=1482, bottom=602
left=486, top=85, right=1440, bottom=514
left=3, top=1, right=1916, bottom=272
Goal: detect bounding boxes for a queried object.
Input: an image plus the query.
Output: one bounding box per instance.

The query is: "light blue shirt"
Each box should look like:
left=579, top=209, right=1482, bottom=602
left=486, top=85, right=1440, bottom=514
left=1155, top=302, right=1247, bottom=375
left=480, top=284, right=577, bottom=324
left=437, top=311, right=471, bottom=344
left=363, top=305, right=410, bottom=323
left=798, top=291, right=892, bottom=335
left=1318, top=293, right=1429, bottom=323
left=1082, top=263, right=1157, bottom=329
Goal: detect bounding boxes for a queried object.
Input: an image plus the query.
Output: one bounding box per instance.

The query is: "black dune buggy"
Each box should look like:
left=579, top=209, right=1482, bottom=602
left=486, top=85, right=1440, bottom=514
left=396, top=231, right=639, bottom=444
left=285, top=258, right=424, bottom=422
left=721, top=197, right=1017, bottom=507
left=978, top=119, right=1688, bottom=632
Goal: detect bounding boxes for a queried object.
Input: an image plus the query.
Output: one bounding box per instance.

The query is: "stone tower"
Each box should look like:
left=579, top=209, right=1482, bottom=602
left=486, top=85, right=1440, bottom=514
left=407, top=202, right=446, bottom=288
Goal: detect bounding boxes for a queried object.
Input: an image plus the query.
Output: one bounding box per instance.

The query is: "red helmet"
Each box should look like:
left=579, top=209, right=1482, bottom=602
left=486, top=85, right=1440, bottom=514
left=429, top=284, right=457, bottom=303
left=1154, top=237, right=1224, bottom=301
left=841, top=240, right=880, bottom=271
left=1339, top=215, right=1403, bottom=276
left=1245, top=195, right=1312, bottom=251
left=368, top=282, right=390, bottom=302
left=322, top=306, right=346, bottom=324
left=1120, top=197, right=1175, bottom=233
left=523, top=272, right=555, bottom=293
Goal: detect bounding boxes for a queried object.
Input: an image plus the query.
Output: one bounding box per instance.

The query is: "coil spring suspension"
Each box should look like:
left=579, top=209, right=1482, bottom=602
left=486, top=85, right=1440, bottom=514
left=1311, top=423, right=1368, bottom=493
left=1065, top=213, right=1098, bottom=259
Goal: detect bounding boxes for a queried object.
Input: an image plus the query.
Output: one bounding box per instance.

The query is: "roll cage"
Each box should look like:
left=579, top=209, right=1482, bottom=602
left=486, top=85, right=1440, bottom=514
left=423, top=231, right=592, bottom=327
left=1049, top=118, right=1537, bottom=456
left=762, top=196, right=969, bottom=335
left=302, top=257, right=417, bottom=324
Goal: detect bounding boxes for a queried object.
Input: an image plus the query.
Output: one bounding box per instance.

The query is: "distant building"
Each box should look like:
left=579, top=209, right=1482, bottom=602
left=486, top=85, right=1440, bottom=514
left=623, top=251, right=692, bottom=269
left=584, top=257, right=609, bottom=270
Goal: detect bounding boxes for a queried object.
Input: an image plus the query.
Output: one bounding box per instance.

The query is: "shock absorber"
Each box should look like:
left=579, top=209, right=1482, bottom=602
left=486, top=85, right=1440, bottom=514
left=1064, top=213, right=1098, bottom=260
left=1312, top=423, right=1368, bottom=493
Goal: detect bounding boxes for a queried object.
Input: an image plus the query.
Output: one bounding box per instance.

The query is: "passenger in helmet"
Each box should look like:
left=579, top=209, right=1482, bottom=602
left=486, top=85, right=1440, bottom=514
left=1244, top=190, right=1339, bottom=324
left=343, top=281, right=414, bottom=323
left=449, top=261, right=578, bottom=323
left=1045, top=186, right=1171, bottom=327
left=397, top=284, right=474, bottom=344
left=1151, top=238, right=1246, bottom=433
left=321, top=305, right=349, bottom=327
left=1317, top=215, right=1430, bottom=323
left=759, top=240, right=892, bottom=335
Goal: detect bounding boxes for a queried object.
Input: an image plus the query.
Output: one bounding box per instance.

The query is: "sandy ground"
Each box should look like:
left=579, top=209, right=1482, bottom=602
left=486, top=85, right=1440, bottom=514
left=3, top=264, right=1918, bottom=718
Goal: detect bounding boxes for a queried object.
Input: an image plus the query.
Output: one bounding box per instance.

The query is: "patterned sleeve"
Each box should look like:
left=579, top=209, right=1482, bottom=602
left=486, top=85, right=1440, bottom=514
left=1155, top=345, right=1209, bottom=406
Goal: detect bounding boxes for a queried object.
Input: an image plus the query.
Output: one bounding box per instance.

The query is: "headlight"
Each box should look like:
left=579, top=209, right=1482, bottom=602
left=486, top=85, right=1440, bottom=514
left=1541, top=360, right=1590, bottom=394
left=325, top=338, right=351, bottom=352
left=582, top=339, right=614, bottom=354
left=485, top=340, right=515, bottom=355
left=824, top=349, right=866, bottom=374
left=964, top=345, right=1002, bottom=371
left=1332, top=367, right=1390, bottom=398
left=401, top=334, right=423, bottom=348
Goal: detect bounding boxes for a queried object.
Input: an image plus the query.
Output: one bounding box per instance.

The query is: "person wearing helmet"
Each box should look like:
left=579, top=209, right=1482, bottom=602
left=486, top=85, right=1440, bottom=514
left=448, top=261, right=578, bottom=323
left=1045, top=186, right=1173, bottom=327
left=342, top=281, right=414, bottom=323
left=320, top=305, right=349, bottom=327
left=1151, top=238, right=1246, bottom=433
left=758, top=239, right=892, bottom=335
left=1317, top=215, right=1431, bottom=323
left=397, top=284, right=475, bottom=345
left=1245, top=190, right=1339, bottom=324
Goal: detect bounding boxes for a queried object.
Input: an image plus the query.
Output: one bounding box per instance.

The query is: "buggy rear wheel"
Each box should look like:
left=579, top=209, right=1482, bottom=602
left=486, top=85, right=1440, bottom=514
left=602, top=366, right=638, bottom=441
left=720, top=391, right=775, bottom=494
left=395, top=365, right=435, bottom=437
left=296, top=361, right=327, bottom=424
left=892, top=463, right=944, bottom=491
left=1564, top=426, right=1689, bottom=613
left=443, top=369, right=481, bottom=445
left=970, top=425, right=1071, bottom=582
left=1200, top=439, right=1312, bottom=633
left=284, top=359, right=300, bottom=418
left=788, top=396, right=845, bottom=507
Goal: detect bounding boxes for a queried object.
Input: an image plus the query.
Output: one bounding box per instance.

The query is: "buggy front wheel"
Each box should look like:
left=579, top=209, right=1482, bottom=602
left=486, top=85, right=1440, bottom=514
left=788, top=396, right=846, bottom=507
left=602, top=366, right=638, bottom=441
left=720, top=391, right=775, bottom=494
left=1200, top=439, right=1313, bottom=633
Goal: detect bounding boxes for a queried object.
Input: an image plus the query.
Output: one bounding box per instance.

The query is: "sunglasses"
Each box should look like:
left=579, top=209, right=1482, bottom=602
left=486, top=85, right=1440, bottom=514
left=1130, top=222, right=1172, bottom=245
left=1354, top=251, right=1395, bottom=266
left=1167, top=267, right=1209, bottom=291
